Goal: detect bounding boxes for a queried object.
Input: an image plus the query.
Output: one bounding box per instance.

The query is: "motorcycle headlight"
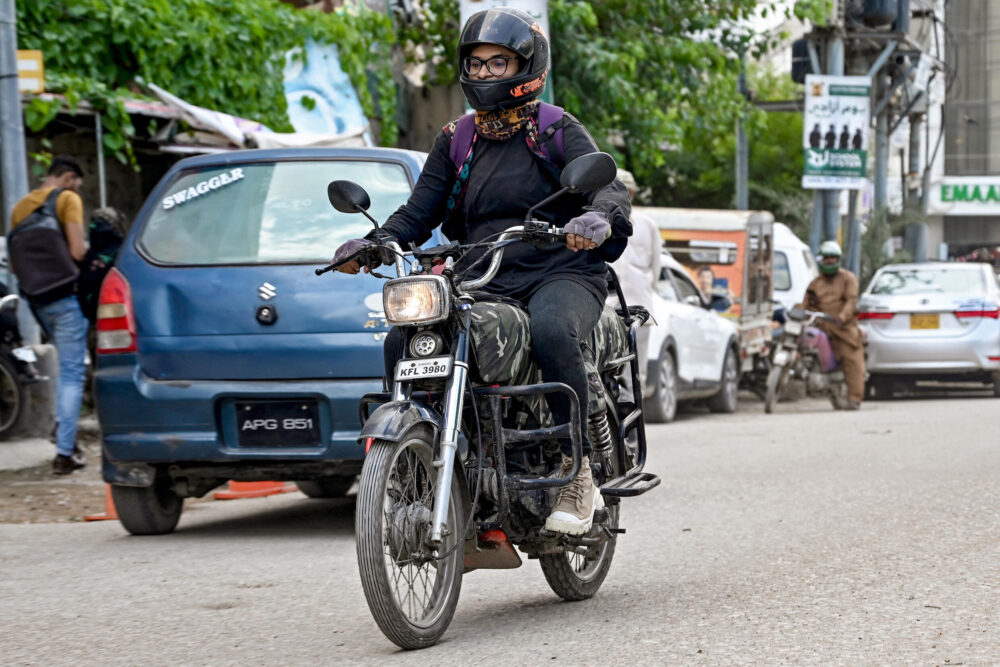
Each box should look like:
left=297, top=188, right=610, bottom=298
left=383, top=276, right=450, bottom=325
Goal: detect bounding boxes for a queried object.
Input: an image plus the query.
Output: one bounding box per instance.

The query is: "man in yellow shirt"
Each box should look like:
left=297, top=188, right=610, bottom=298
left=10, top=157, right=89, bottom=474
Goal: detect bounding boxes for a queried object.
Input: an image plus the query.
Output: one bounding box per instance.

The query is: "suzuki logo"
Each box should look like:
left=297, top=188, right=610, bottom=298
left=258, top=282, right=277, bottom=300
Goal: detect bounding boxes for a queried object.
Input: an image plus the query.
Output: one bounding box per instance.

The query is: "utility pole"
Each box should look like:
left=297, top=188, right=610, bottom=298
left=0, top=0, right=40, bottom=344
left=735, top=50, right=749, bottom=210
left=823, top=36, right=845, bottom=244
left=0, top=0, right=28, bottom=232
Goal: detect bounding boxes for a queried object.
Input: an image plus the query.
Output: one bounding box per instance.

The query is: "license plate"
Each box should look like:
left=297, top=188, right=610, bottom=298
left=394, top=355, right=452, bottom=381
left=235, top=400, right=321, bottom=447
left=909, top=313, right=939, bottom=330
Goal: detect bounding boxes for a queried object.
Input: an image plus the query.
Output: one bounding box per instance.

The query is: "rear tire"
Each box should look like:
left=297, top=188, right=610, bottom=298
left=643, top=346, right=677, bottom=423
left=296, top=475, right=356, bottom=498
left=707, top=348, right=739, bottom=414
left=539, top=445, right=621, bottom=601
left=112, top=474, right=183, bottom=535
left=992, top=372, right=1000, bottom=398
left=764, top=365, right=788, bottom=414
left=356, top=429, right=464, bottom=650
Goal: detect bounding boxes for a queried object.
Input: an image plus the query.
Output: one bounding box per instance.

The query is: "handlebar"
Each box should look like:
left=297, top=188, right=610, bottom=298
left=315, top=222, right=564, bottom=288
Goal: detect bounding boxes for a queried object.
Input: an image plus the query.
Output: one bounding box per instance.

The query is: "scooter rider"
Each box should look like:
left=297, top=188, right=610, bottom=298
left=332, top=7, right=632, bottom=535
left=800, top=241, right=865, bottom=409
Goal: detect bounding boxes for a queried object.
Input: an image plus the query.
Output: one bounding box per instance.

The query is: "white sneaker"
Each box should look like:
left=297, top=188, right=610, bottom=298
left=544, top=455, right=604, bottom=536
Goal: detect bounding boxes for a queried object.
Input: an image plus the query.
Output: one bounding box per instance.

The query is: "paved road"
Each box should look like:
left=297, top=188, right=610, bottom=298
left=3, top=394, right=998, bottom=664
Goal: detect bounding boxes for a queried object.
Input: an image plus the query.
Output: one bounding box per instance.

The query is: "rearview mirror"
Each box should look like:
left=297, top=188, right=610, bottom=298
left=560, top=152, right=617, bottom=193
left=327, top=180, right=371, bottom=214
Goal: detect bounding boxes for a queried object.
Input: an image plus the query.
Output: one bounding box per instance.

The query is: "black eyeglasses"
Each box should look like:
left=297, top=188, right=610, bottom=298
left=463, top=55, right=516, bottom=77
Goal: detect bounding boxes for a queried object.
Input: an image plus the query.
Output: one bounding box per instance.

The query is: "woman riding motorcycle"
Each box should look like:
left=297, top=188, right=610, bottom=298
left=332, top=7, right=632, bottom=535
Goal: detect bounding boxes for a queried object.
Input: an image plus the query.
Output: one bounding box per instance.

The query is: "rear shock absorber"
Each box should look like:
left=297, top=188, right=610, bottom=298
left=588, top=411, right=613, bottom=454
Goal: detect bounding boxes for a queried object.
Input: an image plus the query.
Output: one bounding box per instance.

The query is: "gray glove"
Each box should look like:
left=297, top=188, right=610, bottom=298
left=332, top=238, right=373, bottom=265
left=564, top=210, right=611, bottom=247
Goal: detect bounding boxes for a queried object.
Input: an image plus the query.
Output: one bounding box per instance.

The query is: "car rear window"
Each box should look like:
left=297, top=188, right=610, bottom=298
left=870, top=267, right=985, bottom=296
left=138, top=160, right=412, bottom=265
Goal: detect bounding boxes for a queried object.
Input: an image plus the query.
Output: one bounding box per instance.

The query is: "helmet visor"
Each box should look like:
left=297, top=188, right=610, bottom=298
left=461, top=10, right=536, bottom=60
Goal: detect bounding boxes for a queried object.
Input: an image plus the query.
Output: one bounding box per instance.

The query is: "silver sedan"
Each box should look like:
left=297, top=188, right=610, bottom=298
left=858, top=262, right=1000, bottom=398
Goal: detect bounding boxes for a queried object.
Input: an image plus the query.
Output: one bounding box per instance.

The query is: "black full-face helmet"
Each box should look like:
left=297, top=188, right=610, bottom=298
left=458, top=7, right=550, bottom=111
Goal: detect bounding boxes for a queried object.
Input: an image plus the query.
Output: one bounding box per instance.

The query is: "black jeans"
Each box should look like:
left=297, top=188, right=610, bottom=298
left=383, top=279, right=602, bottom=456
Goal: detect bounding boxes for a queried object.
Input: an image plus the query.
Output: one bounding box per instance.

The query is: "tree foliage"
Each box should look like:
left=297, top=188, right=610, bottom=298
left=549, top=0, right=829, bottom=207
left=653, top=66, right=813, bottom=236
left=17, top=0, right=397, bottom=165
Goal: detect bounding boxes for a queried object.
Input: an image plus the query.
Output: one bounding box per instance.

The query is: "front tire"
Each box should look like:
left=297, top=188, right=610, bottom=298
left=707, top=347, right=739, bottom=413
left=356, top=429, right=464, bottom=650
left=112, top=474, right=183, bottom=535
left=644, top=345, right=677, bottom=423
left=764, top=364, right=788, bottom=414
left=0, top=354, right=27, bottom=440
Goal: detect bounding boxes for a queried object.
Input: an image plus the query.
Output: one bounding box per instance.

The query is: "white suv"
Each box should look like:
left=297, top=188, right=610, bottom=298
left=643, top=252, right=741, bottom=422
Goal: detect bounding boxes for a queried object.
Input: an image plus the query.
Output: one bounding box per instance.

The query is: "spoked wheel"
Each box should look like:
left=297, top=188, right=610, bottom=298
left=764, top=364, right=788, bottom=414
left=356, top=428, right=464, bottom=650
left=0, top=354, right=26, bottom=440
left=539, top=445, right=622, bottom=601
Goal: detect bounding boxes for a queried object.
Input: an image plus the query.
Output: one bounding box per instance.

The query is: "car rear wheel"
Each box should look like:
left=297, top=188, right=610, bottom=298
left=707, top=348, right=739, bottom=414
left=643, top=345, right=677, bottom=423
left=993, top=373, right=1000, bottom=398
left=112, top=474, right=183, bottom=535
left=296, top=475, right=356, bottom=498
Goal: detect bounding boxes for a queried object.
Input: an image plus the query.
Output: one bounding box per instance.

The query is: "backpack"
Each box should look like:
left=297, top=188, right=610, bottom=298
left=7, top=188, right=80, bottom=302
left=442, top=102, right=566, bottom=242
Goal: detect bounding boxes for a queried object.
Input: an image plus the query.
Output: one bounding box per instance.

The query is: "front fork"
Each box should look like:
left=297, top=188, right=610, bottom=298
left=427, top=304, right=472, bottom=547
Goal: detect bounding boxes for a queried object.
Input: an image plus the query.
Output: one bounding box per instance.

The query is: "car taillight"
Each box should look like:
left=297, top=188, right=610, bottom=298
left=954, top=308, right=1000, bottom=319
left=96, top=268, right=137, bottom=354
left=858, top=311, right=894, bottom=321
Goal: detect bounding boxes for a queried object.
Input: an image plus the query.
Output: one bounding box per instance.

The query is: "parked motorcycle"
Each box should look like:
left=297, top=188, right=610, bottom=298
left=764, top=307, right=850, bottom=413
left=317, top=152, right=660, bottom=650
left=0, top=289, right=38, bottom=439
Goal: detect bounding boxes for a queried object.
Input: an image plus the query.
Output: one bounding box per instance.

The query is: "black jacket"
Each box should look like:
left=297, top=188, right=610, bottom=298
left=381, top=112, right=632, bottom=303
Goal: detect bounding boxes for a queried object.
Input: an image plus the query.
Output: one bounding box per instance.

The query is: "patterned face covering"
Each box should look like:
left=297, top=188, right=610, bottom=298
left=475, top=101, right=540, bottom=140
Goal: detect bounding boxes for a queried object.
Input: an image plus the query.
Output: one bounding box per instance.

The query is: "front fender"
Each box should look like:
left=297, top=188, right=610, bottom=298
left=359, top=400, right=442, bottom=444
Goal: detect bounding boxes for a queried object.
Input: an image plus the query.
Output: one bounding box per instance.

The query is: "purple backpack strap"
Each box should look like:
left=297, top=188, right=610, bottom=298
left=536, top=102, right=565, bottom=164
left=449, top=113, right=477, bottom=171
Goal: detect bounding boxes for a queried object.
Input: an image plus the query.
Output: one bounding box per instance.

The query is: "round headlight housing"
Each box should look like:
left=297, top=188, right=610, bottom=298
left=383, top=276, right=450, bottom=325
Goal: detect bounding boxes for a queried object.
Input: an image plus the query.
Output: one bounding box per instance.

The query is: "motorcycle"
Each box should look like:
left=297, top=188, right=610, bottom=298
left=316, top=152, right=660, bottom=650
left=764, top=307, right=850, bottom=413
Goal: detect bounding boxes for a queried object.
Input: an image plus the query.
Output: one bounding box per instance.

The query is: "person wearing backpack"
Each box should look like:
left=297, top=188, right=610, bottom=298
left=8, top=157, right=89, bottom=474
left=331, top=7, right=632, bottom=535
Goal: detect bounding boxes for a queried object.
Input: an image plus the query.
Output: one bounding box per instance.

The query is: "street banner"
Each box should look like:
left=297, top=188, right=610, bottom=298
left=802, top=74, right=871, bottom=190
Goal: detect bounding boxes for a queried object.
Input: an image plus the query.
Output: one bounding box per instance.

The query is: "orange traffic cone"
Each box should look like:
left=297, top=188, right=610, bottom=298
left=212, top=480, right=298, bottom=500
left=84, top=484, right=119, bottom=522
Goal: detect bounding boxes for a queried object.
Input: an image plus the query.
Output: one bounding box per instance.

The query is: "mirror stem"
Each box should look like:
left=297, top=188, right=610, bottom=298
left=523, top=187, right=568, bottom=224
left=355, top=204, right=380, bottom=229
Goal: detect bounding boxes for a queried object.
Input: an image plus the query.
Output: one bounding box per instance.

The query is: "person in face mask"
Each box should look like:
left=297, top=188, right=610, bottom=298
left=331, top=7, right=632, bottom=536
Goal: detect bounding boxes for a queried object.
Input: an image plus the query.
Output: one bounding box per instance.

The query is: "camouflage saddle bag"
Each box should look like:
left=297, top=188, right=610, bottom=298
left=468, top=300, right=630, bottom=425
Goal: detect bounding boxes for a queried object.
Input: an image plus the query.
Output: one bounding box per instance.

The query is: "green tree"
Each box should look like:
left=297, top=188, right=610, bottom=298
left=652, top=65, right=812, bottom=237
left=18, top=0, right=397, bottom=165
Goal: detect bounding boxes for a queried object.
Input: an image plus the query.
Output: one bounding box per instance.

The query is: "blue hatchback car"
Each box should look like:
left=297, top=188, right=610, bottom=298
left=95, top=148, right=435, bottom=534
